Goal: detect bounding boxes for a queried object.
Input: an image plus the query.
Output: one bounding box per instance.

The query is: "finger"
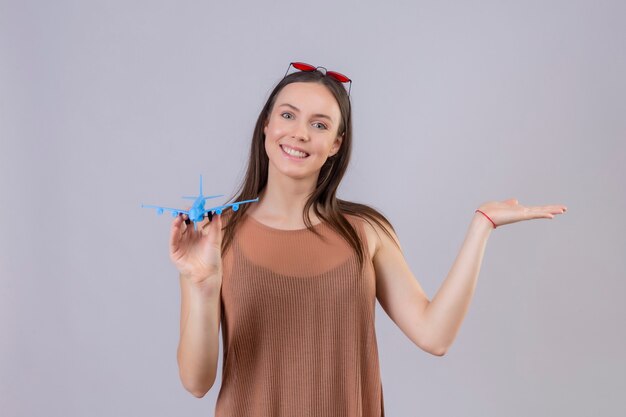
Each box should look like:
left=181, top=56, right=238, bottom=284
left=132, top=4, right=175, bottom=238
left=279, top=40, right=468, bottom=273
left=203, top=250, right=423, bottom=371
left=182, top=207, right=192, bottom=225
left=535, top=205, right=566, bottom=214
left=550, top=205, right=567, bottom=213
left=200, top=219, right=211, bottom=235
left=170, top=214, right=186, bottom=252
left=181, top=214, right=193, bottom=236
left=198, top=210, right=217, bottom=231
left=213, top=213, right=224, bottom=245
left=200, top=212, right=217, bottom=236
left=203, top=213, right=223, bottom=245
left=197, top=215, right=210, bottom=231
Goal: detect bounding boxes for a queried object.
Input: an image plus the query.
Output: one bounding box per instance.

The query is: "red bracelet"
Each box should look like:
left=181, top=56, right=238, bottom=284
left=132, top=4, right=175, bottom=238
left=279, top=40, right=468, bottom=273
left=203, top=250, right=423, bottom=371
left=475, top=209, right=497, bottom=229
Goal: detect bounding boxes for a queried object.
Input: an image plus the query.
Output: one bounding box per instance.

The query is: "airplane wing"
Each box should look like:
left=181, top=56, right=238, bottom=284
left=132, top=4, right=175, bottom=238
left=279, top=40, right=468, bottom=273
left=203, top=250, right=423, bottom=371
left=204, top=198, right=260, bottom=215
left=141, top=204, right=190, bottom=217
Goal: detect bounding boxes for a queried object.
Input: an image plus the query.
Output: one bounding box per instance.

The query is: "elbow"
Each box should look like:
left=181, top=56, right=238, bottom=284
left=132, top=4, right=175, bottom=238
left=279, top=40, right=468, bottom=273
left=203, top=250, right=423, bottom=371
left=423, top=339, right=448, bottom=356
left=431, top=346, right=448, bottom=357
left=177, top=353, right=216, bottom=398
left=190, top=388, right=210, bottom=398
left=179, top=367, right=215, bottom=398
left=182, top=380, right=213, bottom=398
left=417, top=340, right=448, bottom=356
left=423, top=331, right=449, bottom=356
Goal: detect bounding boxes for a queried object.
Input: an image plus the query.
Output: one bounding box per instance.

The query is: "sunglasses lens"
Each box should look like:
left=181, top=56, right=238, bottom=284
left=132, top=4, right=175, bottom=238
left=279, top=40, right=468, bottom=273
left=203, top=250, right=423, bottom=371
left=292, top=62, right=316, bottom=72
left=327, top=71, right=350, bottom=83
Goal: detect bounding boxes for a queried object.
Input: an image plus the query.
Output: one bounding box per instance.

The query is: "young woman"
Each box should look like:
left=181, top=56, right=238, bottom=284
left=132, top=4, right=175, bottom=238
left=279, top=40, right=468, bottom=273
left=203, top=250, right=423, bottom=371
left=170, top=62, right=567, bottom=416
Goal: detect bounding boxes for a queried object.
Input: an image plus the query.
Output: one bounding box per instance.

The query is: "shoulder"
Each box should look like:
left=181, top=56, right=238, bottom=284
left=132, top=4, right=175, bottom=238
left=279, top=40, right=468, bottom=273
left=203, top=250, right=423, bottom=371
left=335, top=199, right=400, bottom=257
left=343, top=213, right=400, bottom=260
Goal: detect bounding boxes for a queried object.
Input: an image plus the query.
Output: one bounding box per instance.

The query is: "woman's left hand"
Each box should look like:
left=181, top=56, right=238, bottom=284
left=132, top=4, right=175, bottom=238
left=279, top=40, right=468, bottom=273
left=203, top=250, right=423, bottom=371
left=476, top=198, right=567, bottom=229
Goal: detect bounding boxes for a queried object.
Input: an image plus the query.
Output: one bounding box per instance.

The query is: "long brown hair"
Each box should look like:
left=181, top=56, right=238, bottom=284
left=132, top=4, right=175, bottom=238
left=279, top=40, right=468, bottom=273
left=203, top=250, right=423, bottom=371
left=221, top=69, right=399, bottom=270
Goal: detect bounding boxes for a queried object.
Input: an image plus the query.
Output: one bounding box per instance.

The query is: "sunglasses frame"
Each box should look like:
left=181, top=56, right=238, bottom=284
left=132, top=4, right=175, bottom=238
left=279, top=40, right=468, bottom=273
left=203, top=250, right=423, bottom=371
left=284, top=61, right=352, bottom=97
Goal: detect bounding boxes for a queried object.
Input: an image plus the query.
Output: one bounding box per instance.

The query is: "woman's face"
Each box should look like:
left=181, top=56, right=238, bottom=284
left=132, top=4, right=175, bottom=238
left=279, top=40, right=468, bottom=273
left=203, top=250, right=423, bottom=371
left=264, top=82, right=343, bottom=181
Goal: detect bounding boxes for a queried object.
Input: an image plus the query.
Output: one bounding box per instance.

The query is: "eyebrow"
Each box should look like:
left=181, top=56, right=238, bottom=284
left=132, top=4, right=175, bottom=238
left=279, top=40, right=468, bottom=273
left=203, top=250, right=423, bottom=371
left=277, top=103, right=334, bottom=123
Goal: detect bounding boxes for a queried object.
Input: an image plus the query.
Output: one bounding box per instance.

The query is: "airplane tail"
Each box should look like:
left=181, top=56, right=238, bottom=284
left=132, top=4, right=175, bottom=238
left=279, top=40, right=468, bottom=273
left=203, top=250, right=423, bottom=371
left=181, top=175, right=223, bottom=200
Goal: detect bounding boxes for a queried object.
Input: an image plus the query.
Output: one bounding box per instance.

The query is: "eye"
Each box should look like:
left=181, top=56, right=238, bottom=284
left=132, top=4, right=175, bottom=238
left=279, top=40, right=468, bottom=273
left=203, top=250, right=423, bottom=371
left=280, top=112, right=327, bottom=130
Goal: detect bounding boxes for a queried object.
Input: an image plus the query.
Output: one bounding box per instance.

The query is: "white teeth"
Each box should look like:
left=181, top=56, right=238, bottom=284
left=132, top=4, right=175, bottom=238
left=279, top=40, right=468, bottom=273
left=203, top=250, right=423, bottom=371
left=281, top=145, right=309, bottom=158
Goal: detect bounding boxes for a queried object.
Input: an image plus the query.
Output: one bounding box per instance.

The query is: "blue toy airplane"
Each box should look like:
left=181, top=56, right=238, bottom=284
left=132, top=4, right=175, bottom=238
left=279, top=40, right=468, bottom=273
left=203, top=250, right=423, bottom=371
left=141, top=175, right=259, bottom=231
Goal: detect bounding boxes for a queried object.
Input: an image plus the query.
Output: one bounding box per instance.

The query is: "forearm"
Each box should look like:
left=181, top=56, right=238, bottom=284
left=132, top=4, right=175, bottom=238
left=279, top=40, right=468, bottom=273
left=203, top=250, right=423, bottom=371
left=177, top=277, right=221, bottom=397
left=425, top=212, right=493, bottom=354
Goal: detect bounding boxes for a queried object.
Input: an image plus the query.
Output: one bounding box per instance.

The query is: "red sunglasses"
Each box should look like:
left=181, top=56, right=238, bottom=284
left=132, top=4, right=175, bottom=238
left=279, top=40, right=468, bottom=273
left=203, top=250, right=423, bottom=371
left=284, top=62, right=352, bottom=97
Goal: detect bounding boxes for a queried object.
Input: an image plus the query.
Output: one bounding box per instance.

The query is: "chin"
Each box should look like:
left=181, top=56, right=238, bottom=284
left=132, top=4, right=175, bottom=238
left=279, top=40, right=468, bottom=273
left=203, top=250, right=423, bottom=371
left=270, top=158, right=321, bottom=182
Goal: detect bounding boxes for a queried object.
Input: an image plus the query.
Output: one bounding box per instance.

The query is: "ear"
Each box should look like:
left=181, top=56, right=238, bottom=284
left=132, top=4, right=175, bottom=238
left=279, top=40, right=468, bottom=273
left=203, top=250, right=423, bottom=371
left=328, top=132, right=344, bottom=157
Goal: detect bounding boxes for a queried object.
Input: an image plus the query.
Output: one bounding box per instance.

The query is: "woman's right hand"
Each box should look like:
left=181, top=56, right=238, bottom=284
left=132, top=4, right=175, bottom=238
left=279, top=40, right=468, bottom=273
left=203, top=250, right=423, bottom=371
left=169, top=209, right=223, bottom=289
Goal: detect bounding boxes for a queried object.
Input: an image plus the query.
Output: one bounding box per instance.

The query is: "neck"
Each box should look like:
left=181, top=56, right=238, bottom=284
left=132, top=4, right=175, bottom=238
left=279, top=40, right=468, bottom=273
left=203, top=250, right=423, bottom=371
left=252, top=164, right=320, bottom=225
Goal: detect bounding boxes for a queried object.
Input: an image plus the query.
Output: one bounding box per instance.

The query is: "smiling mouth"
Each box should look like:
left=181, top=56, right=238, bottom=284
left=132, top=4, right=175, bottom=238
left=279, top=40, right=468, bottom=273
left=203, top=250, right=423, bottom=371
left=280, top=144, right=310, bottom=159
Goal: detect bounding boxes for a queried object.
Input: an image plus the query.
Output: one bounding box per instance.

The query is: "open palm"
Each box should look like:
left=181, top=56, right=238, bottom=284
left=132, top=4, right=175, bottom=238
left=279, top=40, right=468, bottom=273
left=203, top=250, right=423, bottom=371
left=477, top=198, right=567, bottom=228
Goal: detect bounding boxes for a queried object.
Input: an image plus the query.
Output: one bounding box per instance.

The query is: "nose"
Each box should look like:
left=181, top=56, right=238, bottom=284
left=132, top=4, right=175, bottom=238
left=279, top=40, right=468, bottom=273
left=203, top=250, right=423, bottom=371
left=291, top=121, right=310, bottom=142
